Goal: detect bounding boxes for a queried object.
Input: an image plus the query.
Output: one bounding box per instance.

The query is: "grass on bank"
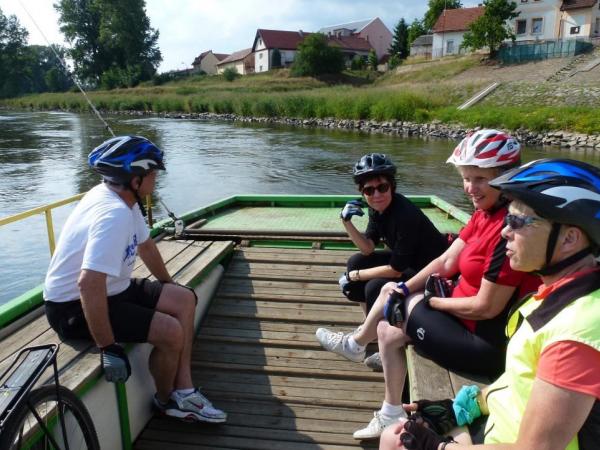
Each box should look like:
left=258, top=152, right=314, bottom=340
left=3, top=58, right=600, bottom=134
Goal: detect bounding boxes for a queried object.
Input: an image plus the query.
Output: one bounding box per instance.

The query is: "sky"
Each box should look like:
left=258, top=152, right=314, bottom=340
left=0, top=0, right=480, bottom=73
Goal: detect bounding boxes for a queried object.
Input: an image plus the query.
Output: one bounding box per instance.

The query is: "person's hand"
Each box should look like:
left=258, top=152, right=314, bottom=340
left=101, top=344, right=131, bottom=383
left=399, top=417, right=454, bottom=450
left=384, top=282, right=410, bottom=326
left=404, top=399, right=458, bottom=435
left=338, top=272, right=352, bottom=296
left=340, top=200, right=364, bottom=222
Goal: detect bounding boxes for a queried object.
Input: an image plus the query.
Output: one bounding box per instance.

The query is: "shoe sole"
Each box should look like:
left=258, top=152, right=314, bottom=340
left=353, top=432, right=382, bottom=440
left=160, top=408, right=227, bottom=424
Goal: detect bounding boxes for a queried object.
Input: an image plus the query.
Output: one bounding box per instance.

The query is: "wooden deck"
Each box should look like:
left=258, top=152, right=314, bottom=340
left=135, top=246, right=384, bottom=450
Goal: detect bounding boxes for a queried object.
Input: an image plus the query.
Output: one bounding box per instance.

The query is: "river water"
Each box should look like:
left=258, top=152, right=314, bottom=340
left=1, top=110, right=598, bottom=305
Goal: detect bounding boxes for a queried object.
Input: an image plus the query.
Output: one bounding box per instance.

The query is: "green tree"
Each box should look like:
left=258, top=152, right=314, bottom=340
left=368, top=49, right=378, bottom=71
left=291, top=33, right=344, bottom=77
left=407, top=19, right=427, bottom=47
left=424, top=0, right=462, bottom=31
left=55, top=0, right=162, bottom=87
left=0, top=8, right=29, bottom=98
left=24, top=45, right=72, bottom=93
left=271, top=48, right=282, bottom=68
left=389, top=18, right=409, bottom=59
left=222, top=67, right=238, bottom=82
left=350, top=54, right=366, bottom=70
left=461, top=0, right=519, bottom=57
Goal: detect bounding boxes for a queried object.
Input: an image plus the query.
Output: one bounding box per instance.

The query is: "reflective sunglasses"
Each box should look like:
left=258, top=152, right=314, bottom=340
left=504, top=214, right=538, bottom=230
left=362, top=182, right=391, bottom=196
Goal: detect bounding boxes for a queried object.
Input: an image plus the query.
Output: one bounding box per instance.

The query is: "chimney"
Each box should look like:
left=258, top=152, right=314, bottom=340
left=299, top=30, right=304, bottom=37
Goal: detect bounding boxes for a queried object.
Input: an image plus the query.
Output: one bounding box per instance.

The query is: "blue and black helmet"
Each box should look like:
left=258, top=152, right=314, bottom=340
left=88, top=136, right=165, bottom=184
left=353, top=153, right=396, bottom=184
left=490, top=158, right=600, bottom=247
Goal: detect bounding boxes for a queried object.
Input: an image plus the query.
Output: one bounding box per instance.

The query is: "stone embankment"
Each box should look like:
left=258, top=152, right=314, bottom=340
left=150, top=111, right=600, bottom=150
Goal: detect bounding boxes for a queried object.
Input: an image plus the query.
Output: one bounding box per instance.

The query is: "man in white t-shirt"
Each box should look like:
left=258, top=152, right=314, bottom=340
left=44, top=135, right=226, bottom=424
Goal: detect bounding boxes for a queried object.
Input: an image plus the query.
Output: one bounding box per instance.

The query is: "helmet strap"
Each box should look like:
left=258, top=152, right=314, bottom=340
left=535, top=222, right=592, bottom=276
left=127, top=175, right=148, bottom=217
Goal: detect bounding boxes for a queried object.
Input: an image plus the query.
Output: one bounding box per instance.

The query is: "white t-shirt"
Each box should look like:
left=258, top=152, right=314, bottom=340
left=43, top=183, right=150, bottom=302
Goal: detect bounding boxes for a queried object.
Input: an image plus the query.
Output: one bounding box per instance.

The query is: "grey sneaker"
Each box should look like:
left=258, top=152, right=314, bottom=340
left=353, top=411, right=403, bottom=440
left=162, top=389, right=227, bottom=423
left=315, top=327, right=365, bottom=362
left=364, top=352, right=383, bottom=372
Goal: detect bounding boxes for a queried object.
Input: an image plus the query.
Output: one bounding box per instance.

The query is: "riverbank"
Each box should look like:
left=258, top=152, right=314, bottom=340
left=2, top=56, right=599, bottom=147
left=111, top=110, right=600, bottom=150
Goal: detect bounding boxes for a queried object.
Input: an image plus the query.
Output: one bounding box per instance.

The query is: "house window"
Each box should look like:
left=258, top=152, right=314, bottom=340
left=259, top=39, right=262, bottom=46
left=570, top=26, right=581, bottom=35
left=259, top=53, right=263, bottom=59
left=446, top=40, right=455, bottom=54
left=595, top=18, right=600, bottom=34
left=259, top=65, right=263, bottom=71
left=531, top=18, right=543, bottom=34
left=516, top=20, right=527, bottom=35
left=521, top=0, right=527, bottom=3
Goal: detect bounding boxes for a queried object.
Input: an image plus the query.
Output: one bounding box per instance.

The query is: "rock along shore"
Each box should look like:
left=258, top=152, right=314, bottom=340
left=121, top=110, right=600, bottom=150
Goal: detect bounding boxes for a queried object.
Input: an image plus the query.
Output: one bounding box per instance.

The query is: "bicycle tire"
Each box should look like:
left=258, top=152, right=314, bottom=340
left=0, top=385, right=100, bottom=450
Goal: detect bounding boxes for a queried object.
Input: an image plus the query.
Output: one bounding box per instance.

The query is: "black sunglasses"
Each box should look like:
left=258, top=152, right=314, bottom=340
left=362, top=182, right=391, bottom=196
left=504, top=214, right=538, bottom=230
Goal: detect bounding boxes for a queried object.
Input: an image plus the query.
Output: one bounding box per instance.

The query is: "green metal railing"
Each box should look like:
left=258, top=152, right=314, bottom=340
left=498, top=38, right=594, bottom=64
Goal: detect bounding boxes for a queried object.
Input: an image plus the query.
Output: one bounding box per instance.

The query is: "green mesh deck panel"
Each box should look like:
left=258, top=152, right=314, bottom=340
left=201, top=206, right=463, bottom=234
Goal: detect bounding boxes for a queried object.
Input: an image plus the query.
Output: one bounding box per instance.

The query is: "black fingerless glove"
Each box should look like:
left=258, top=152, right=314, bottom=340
left=400, top=417, right=455, bottom=450
left=101, top=343, right=131, bottom=383
left=414, top=399, right=458, bottom=435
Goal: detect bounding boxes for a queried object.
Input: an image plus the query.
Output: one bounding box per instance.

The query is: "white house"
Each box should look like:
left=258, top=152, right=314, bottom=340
left=511, top=0, right=600, bottom=41
left=432, top=7, right=486, bottom=58
left=252, top=29, right=307, bottom=73
left=318, top=18, right=393, bottom=58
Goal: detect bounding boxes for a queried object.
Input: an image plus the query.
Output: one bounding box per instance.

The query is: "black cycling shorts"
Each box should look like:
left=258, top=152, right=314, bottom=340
left=406, top=300, right=505, bottom=379
left=45, top=278, right=163, bottom=343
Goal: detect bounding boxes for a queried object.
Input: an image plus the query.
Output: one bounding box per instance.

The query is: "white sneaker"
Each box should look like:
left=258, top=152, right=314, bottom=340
left=315, top=328, right=365, bottom=362
left=353, top=411, right=402, bottom=440
left=165, top=389, right=227, bottom=423
left=364, top=352, right=383, bottom=371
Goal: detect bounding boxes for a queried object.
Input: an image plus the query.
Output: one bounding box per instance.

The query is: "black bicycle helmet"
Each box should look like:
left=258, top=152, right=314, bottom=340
left=353, top=153, right=396, bottom=184
left=490, top=158, right=600, bottom=274
left=88, top=135, right=165, bottom=184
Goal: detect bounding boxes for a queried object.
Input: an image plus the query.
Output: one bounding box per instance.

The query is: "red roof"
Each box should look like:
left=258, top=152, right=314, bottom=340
left=327, top=35, right=372, bottom=52
left=561, top=0, right=597, bottom=10
left=254, top=29, right=311, bottom=51
left=433, top=7, right=485, bottom=33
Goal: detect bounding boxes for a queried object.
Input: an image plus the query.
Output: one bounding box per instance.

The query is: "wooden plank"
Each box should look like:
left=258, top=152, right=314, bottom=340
left=219, top=278, right=341, bottom=293
left=406, top=346, right=454, bottom=401
left=193, top=348, right=378, bottom=375
left=201, top=317, right=357, bottom=336
left=233, top=252, right=349, bottom=266
left=215, top=297, right=357, bottom=313
left=207, top=304, right=361, bottom=325
left=133, top=240, right=197, bottom=279
left=449, top=371, right=491, bottom=396
left=149, top=241, right=212, bottom=281
left=191, top=361, right=382, bottom=383
left=239, top=247, right=356, bottom=257
left=216, top=291, right=344, bottom=303
left=228, top=260, right=344, bottom=273
left=176, top=241, right=234, bottom=286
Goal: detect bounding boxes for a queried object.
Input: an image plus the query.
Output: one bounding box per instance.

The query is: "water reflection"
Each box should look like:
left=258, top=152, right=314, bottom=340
left=0, top=111, right=598, bottom=304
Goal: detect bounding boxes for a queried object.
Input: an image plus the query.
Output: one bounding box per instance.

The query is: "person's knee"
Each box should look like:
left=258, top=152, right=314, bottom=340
left=378, top=320, right=406, bottom=347
left=159, top=284, right=196, bottom=317
left=149, top=314, right=184, bottom=352
left=346, top=252, right=364, bottom=271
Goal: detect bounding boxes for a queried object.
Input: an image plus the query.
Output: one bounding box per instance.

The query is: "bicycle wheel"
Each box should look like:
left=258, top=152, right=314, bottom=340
left=0, top=385, right=100, bottom=450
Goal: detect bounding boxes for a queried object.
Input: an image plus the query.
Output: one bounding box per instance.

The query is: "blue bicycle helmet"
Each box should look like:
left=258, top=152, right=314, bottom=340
left=490, top=158, right=600, bottom=274
left=353, top=153, right=396, bottom=184
left=88, top=136, right=165, bottom=184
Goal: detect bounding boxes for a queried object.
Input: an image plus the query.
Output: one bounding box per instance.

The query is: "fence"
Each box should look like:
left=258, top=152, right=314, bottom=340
left=498, top=38, right=594, bottom=64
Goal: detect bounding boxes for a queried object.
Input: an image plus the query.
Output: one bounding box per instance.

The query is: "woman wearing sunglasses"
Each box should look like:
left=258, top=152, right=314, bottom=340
left=316, top=153, right=449, bottom=368
left=379, top=158, right=600, bottom=450
left=335, top=130, right=541, bottom=440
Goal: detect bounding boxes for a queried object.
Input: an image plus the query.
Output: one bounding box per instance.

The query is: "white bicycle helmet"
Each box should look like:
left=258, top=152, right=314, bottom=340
left=447, top=129, right=521, bottom=169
